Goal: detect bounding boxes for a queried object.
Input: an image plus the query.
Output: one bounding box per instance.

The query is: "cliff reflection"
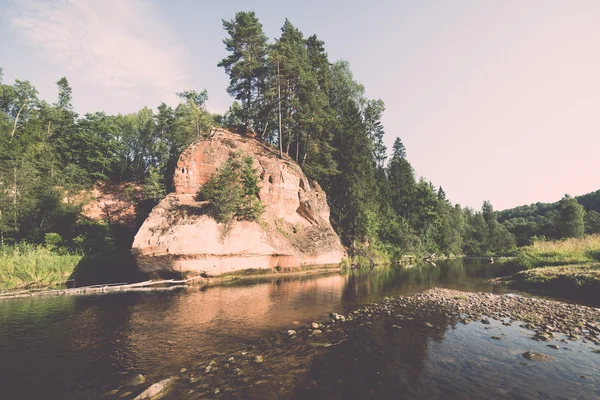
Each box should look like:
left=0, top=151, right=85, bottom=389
left=120, top=274, right=347, bottom=373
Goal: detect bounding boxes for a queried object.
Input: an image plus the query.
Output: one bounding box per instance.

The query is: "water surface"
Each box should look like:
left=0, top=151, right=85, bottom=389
left=0, top=259, right=598, bottom=399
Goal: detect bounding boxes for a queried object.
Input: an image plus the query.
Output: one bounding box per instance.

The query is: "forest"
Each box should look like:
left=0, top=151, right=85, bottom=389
left=0, top=11, right=598, bottom=267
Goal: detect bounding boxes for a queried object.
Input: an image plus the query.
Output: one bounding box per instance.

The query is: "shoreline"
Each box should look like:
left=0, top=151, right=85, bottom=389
left=0, top=264, right=344, bottom=300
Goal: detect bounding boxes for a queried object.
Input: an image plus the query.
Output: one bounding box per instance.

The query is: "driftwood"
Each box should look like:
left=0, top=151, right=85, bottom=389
left=424, top=253, right=436, bottom=262
left=0, top=277, right=201, bottom=300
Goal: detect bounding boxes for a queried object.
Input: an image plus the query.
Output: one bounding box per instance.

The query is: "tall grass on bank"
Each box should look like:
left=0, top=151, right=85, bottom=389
left=0, top=244, right=83, bottom=291
left=515, top=235, right=600, bottom=269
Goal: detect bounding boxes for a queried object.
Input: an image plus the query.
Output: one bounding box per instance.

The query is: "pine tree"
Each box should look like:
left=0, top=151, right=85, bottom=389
left=387, top=138, right=415, bottom=220
left=218, top=12, right=268, bottom=131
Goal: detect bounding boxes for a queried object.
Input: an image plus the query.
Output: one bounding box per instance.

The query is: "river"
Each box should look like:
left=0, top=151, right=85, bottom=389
left=0, top=259, right=598, bottom=399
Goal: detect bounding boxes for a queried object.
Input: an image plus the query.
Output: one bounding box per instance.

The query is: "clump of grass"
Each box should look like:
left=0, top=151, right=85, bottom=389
left=0, top=244, right=82, bottom=291
left=515, top=235, right=600, bottom=269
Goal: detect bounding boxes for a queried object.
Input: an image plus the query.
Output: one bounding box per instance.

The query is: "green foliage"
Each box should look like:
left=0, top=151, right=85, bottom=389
left=556, top=195, right=585, bottom=238
left=585, top=210, right=600, bottom=235
left=498, top=189, right=600, bottom=244
left=141, top=167, right=166, bottom=203
left=218, top=11, right=268, bottom=129
left=177, top=89, right=208, bottom=108
left=198, top=152, right=265, bottom=224
left=0, top=243, right=82, bottom=290
left=43, top=233, right=63, bottom=251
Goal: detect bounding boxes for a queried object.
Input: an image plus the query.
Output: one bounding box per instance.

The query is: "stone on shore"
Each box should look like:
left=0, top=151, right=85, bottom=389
left=133, top=377, right=175, bottom=400
left=127, top=374, right=146, bottom=387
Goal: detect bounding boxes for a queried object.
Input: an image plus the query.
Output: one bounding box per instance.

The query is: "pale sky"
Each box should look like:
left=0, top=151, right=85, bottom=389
left=1, top=0, right=599, bottom=210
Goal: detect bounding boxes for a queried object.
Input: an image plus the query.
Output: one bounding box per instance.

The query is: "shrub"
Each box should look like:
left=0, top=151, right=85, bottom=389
left=44, top=233, right=63, bottom=251
left=197, top=151, right=265, bottom=224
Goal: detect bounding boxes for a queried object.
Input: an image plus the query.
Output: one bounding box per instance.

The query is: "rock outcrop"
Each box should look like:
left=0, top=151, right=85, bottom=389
left=132, top=129, right=346, bottom=276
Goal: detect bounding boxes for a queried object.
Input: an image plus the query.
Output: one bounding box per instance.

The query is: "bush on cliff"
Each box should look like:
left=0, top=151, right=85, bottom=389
left=196, top=151, right=265, bottom=223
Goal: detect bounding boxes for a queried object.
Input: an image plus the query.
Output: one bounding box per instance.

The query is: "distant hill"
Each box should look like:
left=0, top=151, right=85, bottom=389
left=496, top=189, right=600, bottom=245
left=497, top=189, right=600, bottom=222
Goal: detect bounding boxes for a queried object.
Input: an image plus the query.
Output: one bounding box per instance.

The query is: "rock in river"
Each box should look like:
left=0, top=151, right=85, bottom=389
left=132, top=129, right=346, bottom=276
left=522, top=352, right=554, bottom=362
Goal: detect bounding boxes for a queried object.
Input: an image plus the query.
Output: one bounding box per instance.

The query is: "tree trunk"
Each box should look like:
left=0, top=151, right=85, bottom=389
left=277, top=62, right=283, bottom=158
left=13, top=164, right=18, bottom=235
left=295, top=132, right=300, bottom=163
left=246, top=78, right=252, bottom=129
left=11, top=101, right=28, bottom=139
left=302, top=131, right=311, bottom=166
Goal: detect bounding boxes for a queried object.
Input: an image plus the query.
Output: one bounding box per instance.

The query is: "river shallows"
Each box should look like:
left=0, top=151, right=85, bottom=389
left=0, top=259, right=598, bottom=399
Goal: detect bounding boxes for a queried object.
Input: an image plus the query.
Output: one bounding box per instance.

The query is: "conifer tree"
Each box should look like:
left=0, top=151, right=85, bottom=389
left=218, top=11, right=268, bottom=131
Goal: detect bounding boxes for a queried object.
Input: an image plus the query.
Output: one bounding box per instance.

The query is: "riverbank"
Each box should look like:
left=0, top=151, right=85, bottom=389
left=491, top=235, right=600, bottom=302
left=105, top=287, right=600, bottom=399
left=493, top=264, right=600, bottom=304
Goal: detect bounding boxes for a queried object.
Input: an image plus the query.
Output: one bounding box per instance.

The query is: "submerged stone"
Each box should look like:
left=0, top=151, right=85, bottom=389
left=522, top=352, right=554, bottom=362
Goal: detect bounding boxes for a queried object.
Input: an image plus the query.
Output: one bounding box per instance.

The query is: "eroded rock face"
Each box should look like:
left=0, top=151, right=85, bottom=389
left=132, top=129, right=346, bottom=276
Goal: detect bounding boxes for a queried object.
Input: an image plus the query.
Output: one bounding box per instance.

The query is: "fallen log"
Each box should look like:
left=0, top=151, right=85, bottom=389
left=0, top=277, right=198, bottom=300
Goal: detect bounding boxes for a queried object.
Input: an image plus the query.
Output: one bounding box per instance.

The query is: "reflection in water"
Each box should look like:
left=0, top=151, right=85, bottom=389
left=341, top=258, right=518, bottom=305
left=0, top=259, right=594, bottom=399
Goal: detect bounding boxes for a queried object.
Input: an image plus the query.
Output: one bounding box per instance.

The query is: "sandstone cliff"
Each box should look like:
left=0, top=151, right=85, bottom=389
left=132, top=129, right=346, bottom=276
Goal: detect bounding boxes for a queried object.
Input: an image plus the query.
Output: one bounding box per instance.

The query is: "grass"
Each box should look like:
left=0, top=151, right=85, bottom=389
left=515, top=234, right=600, bottom=269
left=0, top=244, right=83, bottom=291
